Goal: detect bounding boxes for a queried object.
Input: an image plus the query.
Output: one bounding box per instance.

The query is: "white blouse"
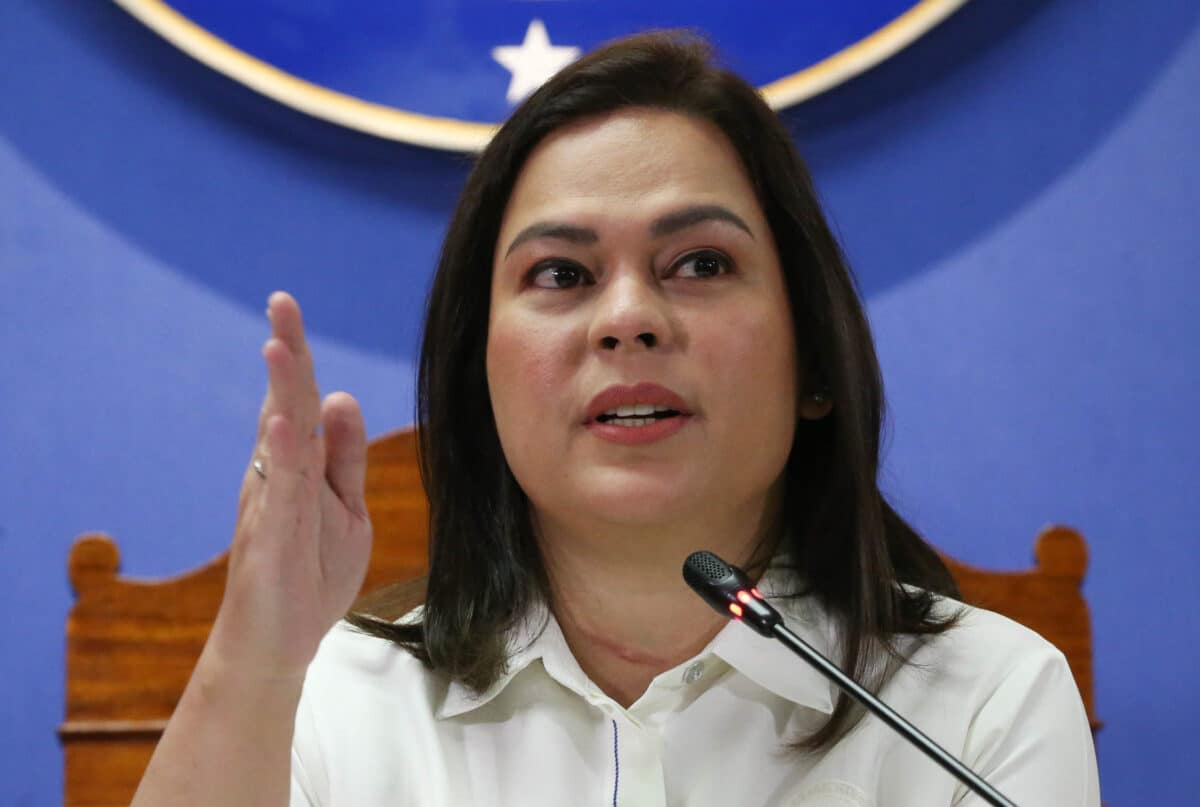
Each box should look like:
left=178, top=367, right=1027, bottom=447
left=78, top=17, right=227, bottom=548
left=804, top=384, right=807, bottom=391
left=290, top=573, right=1100, bottom=807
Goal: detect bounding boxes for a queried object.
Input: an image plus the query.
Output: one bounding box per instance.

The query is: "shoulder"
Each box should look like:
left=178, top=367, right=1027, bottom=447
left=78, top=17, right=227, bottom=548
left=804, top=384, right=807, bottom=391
left=925, top=594, right=1065, bottom=666
left=894, top=592, right=1078, bottom=715
left=290, top=618, right=449, bottom=802
left=905, top=597, right=1100, bottom=803
left=303, top=615, right=439, bottom=700
left=297, top=614, right=448, bottom=743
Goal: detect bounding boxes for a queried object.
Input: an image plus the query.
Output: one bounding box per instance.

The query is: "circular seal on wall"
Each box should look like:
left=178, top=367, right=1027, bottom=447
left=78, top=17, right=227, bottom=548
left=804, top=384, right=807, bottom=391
left=116, top=0, right=971, bottom=151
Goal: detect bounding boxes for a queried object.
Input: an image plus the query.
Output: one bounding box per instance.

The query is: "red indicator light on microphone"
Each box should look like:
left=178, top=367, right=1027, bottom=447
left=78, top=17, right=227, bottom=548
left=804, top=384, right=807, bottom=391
left=729, top=603, right=744, bottom=618
left=736, top=590, right=752, bottom=604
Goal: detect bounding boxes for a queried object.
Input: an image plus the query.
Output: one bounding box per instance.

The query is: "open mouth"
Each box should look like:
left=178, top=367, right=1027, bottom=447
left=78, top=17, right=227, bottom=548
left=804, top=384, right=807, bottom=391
left=595, top=405, right=681, bottom=427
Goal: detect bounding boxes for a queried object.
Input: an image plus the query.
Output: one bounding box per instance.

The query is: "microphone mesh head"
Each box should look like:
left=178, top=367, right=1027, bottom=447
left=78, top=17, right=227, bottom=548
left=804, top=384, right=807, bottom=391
left=684, top=550, right=732, bottom=583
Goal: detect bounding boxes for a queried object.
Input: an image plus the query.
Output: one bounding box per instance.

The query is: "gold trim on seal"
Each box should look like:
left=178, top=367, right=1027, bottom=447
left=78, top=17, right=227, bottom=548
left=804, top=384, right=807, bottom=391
left=114, top=0, right=971, bottom=152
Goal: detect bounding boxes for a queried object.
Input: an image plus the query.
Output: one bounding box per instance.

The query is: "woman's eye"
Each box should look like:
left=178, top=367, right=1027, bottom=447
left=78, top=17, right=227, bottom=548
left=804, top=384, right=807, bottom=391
left=673, top=250, right=732, bottom=279
left=530, top=261, right=593, bottom=289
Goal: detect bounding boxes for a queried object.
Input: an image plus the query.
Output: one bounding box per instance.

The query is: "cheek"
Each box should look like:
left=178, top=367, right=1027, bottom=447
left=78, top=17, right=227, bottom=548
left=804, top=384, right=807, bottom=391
left=486, top=314, right=576, bottom=449
left=697, top=302, right=799, bottom=450
left=705, top=305, right=797, bottom=395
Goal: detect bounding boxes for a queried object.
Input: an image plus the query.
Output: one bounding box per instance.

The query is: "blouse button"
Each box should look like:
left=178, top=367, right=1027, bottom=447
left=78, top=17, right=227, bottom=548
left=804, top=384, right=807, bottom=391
left=682, top=662, right=705, bottom=685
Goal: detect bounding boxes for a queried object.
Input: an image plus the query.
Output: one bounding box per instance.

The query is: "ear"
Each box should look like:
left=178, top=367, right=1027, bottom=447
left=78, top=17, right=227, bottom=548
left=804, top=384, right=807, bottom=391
left=798, top=390, right=833, bottom=421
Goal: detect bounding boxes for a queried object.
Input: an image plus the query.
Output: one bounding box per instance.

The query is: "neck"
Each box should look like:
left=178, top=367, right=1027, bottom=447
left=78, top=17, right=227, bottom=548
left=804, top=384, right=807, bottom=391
left=535, top=494, right=780, bottom=708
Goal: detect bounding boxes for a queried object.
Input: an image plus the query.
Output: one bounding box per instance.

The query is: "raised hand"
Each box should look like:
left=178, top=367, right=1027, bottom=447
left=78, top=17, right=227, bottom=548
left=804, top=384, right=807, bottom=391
left=208, top=291, right=373, bottom=680
left=131, top=292, right=374, bottom=806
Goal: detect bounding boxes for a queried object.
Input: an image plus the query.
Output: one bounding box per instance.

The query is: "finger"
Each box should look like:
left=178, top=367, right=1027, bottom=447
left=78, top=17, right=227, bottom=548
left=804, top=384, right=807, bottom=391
left=255, top=337, right=310, bottom=445
left=235, top=412, right=310, bottom=553
left=321, top=392, right=369, bottom=518
left=266, top=291, right=312, bottom=367
left=258, top=411, right=322, bottom=529
left=255, top=293, right=322, bottom=449
left=267, top=292, right=319, bottom=410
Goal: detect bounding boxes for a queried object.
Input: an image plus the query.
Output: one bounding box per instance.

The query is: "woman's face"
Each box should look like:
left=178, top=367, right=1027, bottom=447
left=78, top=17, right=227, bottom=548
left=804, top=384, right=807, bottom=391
left=487, top=108, right=810, bottom=534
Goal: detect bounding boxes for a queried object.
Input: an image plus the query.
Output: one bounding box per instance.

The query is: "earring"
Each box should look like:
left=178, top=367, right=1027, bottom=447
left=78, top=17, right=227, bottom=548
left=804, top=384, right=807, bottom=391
left=811, top=390, right=829, bottom=405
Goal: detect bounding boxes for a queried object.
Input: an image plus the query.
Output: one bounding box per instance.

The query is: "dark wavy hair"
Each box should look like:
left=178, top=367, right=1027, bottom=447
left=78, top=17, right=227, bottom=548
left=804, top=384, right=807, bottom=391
left=349, top=30, right=961, bottom=750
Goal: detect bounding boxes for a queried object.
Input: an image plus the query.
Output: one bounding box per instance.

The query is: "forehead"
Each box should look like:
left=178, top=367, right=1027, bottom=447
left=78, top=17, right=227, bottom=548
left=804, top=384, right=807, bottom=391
left=499, top=109, right=763, bottom=238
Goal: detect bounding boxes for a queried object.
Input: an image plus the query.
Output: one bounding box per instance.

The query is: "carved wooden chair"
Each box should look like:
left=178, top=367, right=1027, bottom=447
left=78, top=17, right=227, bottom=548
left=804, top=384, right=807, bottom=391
left=60, top=429, right=1099, bottom=806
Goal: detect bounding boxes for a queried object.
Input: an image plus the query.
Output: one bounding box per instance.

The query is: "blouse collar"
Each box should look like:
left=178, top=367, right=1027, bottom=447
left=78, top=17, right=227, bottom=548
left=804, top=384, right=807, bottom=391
left=438, top=563, right=837, bottom=719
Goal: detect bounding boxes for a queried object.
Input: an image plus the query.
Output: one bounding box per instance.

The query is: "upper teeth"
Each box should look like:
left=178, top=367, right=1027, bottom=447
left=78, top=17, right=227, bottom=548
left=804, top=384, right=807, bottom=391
left=603, top=404, right=674, bottom=417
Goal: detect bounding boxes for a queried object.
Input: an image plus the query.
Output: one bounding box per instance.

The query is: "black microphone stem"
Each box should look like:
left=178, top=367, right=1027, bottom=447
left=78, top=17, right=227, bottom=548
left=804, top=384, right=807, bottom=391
left=770, top=623, right=1018, bottom=807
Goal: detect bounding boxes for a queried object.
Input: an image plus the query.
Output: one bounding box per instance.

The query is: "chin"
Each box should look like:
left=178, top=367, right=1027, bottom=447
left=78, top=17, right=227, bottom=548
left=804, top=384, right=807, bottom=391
left=523, top=465, right=716, bottom=527
left=575, top=482, right=700, bottom=526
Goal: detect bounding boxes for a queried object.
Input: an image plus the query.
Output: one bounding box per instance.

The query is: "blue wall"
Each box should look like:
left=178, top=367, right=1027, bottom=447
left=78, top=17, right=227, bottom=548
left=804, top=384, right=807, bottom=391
left=2, top=1, right=1197, bottom=803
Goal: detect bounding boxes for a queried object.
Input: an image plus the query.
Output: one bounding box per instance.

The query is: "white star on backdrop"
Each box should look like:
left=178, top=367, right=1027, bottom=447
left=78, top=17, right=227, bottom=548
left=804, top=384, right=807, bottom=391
left=492, top=19, right=581, bottom=104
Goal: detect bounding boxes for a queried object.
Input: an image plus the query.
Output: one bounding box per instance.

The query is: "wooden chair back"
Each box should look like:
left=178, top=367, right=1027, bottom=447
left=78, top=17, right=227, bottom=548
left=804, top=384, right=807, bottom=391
left=59, top=429, right=1098, bottom=806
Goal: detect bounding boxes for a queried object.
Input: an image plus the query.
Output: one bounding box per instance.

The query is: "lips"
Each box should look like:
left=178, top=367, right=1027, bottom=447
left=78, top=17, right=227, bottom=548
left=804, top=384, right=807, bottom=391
left=583, top=382, right=693, bottom=424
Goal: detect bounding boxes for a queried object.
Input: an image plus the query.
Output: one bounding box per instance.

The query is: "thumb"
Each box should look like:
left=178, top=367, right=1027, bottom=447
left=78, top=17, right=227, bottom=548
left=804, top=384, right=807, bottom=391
left=321, top=392, right=369, bottom=517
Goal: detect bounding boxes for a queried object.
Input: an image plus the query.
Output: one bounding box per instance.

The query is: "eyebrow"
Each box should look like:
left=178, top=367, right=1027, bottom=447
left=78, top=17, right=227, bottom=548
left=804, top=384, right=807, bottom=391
left=502, top=204, right=755, bottom=258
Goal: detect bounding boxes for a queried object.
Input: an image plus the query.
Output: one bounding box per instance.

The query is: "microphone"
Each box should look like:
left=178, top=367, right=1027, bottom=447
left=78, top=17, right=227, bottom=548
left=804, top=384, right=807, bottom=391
left=682, top=550, right=1019, bottom=807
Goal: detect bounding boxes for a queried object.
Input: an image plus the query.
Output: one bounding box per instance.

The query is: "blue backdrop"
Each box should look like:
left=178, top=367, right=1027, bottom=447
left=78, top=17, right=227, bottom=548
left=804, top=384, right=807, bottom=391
left=1, top=1, right=1197, bottom=803
left=160, top=0, right=928, bottom=120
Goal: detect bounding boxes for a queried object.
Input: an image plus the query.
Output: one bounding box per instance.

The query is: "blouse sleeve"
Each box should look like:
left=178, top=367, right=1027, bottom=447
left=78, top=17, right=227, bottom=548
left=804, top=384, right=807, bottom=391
left=954, top=646, right=1101, bottom=807
left=289, top=675, right=328, bottom=807
left=290, top=747, right=319, bottom=807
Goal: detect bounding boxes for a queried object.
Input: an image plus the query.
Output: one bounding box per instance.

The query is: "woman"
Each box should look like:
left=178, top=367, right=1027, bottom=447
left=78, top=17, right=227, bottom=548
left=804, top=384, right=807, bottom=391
left=132, top=32, right=1100, bottom=806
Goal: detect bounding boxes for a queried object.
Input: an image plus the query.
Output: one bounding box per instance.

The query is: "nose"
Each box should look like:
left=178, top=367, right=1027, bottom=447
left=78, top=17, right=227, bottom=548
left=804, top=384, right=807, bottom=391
left=587, top=270, right=673, bottom=352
